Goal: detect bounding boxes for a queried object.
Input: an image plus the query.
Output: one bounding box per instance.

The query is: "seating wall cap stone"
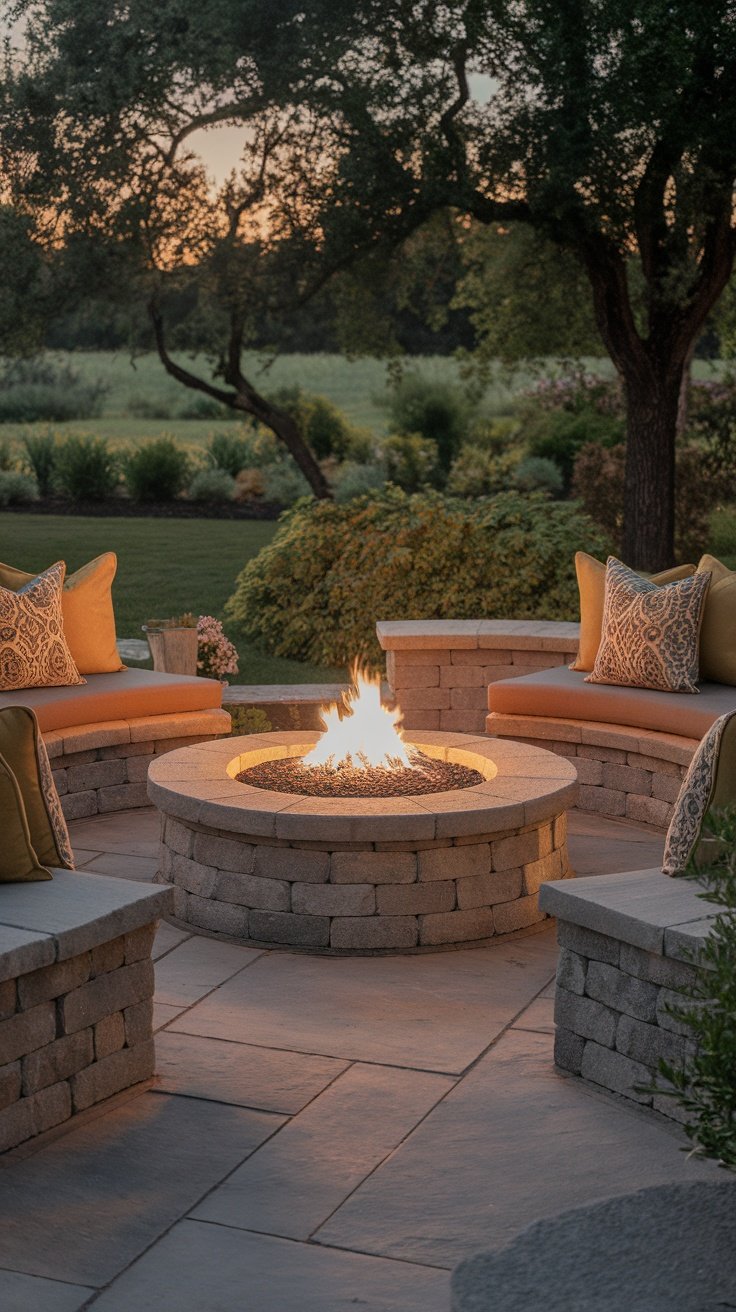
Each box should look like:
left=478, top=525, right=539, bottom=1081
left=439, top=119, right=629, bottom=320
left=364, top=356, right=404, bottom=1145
left=540, top=868, right=719, bottom=955
left=0, top=925, right=56, bottom=985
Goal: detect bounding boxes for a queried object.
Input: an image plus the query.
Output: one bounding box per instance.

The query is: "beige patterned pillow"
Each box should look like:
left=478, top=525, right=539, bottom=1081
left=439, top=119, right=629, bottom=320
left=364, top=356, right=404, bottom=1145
left=0, top=561, right=85, bottom=691
left=662, top=711, right=736, bottom=874
left=586, top=557, right=711, bottom=694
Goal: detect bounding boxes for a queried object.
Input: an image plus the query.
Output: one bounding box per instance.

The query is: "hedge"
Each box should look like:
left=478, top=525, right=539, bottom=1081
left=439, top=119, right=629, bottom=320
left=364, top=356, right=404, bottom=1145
left=225, top=487, right=609, bottom=666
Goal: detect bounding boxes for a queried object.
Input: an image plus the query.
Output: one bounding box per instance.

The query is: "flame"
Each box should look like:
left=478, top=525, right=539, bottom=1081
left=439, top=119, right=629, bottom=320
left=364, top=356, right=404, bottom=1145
left=303, top=666, right=415, bottom=772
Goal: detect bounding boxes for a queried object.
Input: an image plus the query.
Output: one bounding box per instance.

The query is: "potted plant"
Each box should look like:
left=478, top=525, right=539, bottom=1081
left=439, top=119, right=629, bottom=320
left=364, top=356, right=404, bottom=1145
left=142, top=613, right=198, bottom=676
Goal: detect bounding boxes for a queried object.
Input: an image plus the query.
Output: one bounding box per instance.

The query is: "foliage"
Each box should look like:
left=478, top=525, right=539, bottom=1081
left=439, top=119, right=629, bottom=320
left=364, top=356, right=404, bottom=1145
left=520, top=406, right=625, bottom=489
left=188, top=467, right=236, bottom=503
left=205, top=432, right=251, bottom=478
left=333, top=461, right=387, bottom=502
left=261, top=462, right=311, bottom=506
left=446, top=446, right=522, bottom=498
left=0, top=470, right=39, bottom=506
left=686, top=379, right=736, bottom=500
left=55, top=435, right=118, bottom=501
left=512, top=456, right=564, bottom=497
left=225, top=487, right=609, bottom=667
left=229, top=706, right=273, bottom=736
left=386, top=375, right=471, bottom=472
left=571, top=442, right=721, bottom=562
left=22, top=431, right=57, bottom=496
left=123, top=437, right=190, bottom=502
left=197, top=615, right=239, bottom=680
left=648, top=808, right=736, bottom=1168
left=0, top=437, right=15, bottom=472
left=0, top=358, right=105, bottom=423
left=271, top=387, right=372, bottom=462
left=381, top=433, right=439, bottom=492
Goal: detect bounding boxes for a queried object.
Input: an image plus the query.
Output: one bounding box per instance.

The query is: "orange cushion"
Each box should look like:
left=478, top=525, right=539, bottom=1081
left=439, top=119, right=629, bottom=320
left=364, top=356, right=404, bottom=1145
left=0, top=668, right=222, bottom=733
left=570, top=552, right=696, bottom=672
left=0, top=553, right=124, bottom=675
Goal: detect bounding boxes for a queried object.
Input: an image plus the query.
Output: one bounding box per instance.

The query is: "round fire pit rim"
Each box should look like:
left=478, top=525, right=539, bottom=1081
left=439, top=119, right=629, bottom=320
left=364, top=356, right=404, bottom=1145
left=147, top=731, right=578, bottom=843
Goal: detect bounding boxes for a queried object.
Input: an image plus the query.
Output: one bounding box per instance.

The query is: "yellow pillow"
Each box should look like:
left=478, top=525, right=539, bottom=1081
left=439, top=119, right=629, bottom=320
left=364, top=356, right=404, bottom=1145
left=697, top=554, right=736, bottom=685
left=571, top=552, right=696, bottom=671
left=0, top=553, right=124, bottom=674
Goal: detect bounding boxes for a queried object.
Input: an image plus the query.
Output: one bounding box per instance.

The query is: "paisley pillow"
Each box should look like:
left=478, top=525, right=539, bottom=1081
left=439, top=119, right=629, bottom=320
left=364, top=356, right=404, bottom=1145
left=662, top=711, right=736, bottom=875
left=0, top=561, right=85, bottom=691
left=586, top=557, right=711, bottom=694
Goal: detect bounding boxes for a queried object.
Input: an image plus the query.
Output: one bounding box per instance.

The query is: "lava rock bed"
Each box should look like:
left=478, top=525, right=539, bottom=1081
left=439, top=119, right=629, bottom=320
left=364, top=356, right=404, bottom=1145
left=236, top=752, right=485, bottom=798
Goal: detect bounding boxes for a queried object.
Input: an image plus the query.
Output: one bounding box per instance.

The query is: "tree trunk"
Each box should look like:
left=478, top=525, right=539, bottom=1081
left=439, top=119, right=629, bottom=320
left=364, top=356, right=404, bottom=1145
left=620, top=365, right=683, bottom=570
left=237, top=395, right=331, bottom=499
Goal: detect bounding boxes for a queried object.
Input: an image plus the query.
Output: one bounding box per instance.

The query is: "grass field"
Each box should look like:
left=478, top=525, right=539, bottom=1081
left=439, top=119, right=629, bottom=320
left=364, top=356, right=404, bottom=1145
left=0, top=514, right=346, bottom=685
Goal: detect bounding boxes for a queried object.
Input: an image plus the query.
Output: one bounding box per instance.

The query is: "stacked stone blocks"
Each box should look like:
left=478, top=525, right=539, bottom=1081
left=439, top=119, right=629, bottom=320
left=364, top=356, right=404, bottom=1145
left=0, top=923, right=158, bottom=1152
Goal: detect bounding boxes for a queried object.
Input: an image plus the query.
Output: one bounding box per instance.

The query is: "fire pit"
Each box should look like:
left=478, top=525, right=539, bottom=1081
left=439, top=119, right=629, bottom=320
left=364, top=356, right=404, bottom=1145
left=148, top=672, right=578, bottom=953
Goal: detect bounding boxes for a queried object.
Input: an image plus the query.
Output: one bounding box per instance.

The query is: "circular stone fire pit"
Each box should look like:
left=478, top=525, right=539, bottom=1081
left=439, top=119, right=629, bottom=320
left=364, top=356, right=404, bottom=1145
left=147, top=730, right=578, bottom=954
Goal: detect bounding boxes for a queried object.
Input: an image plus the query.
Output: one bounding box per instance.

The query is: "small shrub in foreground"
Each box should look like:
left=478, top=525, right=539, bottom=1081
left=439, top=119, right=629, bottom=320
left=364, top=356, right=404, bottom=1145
left=22, top=432, right=57, bottom=496
left=225, top=487, right=609, bottom=667
left=512, top=455, right=564, bottom=496
left=205, top=432, right=251, bottom=478
left=188, top=467, right=236, bottom=503
left=124, top=437, right=190, bottom=502
left=55, top=435, right=118, bottom=501
left=261, top=462, right=311, bottom=505
left=0, top=470, right=38, bottom=505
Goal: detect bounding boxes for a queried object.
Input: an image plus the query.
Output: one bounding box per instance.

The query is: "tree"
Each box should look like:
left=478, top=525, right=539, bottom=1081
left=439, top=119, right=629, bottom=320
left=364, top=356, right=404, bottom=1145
left=301, top=1, right=736, bottom=567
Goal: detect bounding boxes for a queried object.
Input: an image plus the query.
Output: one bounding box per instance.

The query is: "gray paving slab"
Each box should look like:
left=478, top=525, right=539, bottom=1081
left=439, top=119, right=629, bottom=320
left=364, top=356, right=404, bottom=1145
left=567, top=812, right=663, bottom=877
left=153, top=935, right=262, bottom=1008
left=68, top=808, right=160, bottom=858
left=169, top=932, right=558, bottom=1073
left=92, top=1219, right=450, bottom=1311
left=80, top=852, right=159, bottom=882
left=510, top=995, right=554, bottom=1033
left=0, top=1092, right=284, bottom=1286
left=0, top=1269, right=92, bottom=1312
left=153, top=1001, right=185, bottom=1031
left=314, top=1028, right=721, bottom=1268
left=194, top=1062, right=454, bottom=1239
left=152, top=922, right=191, bottom=960
left=154, top=1031, right=349, bottom=1113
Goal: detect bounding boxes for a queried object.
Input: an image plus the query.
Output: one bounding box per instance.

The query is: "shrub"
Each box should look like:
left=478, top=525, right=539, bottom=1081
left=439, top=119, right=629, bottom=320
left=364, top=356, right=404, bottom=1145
left=55, top=435, right=118, bottom=501
left=512, top=456, right=564, bottom=496
left=176, top=394, right=231, bottom=420
left=0, top=358, right=105, bottom=422
left=0, top=436, right=14, bottom=471
left=205, top=432, right=251, bottom=478
left=0, top=470, right=38, bottom=505
left=188, top=467, right=236, bottom=503
left=647, top=807, right=736, bottom=1167
left=124, top=437, right=190, bottom=502
left=270, top=387, right=367, bottom=461
left=225, top=487, right=610, bottom=667
left=386, top=374, right=471, bottom=471
left=381, top=433, right=439, bottom=491
left=446, top=446, right=522, bottom=497
left=333, top=461, right=387, bottom=502
left=262, top=462, right=311, bottom=505
left=125, top=396, right=174, bottom=419
left=234, top=468, right=266, bottom=500
left=22, top=432, right=57, bottom=496
left=521, top=407, right=625, bottom=488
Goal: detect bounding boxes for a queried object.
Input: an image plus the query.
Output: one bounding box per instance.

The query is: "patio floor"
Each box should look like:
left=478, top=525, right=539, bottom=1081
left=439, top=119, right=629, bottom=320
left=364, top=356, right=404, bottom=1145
left=0, top=808, right=724, bottom=1311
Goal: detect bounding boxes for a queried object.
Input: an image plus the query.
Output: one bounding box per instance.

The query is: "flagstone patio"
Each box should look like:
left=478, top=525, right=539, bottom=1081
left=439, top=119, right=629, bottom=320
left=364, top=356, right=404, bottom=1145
left=0, top=807, right=724, bottom=1311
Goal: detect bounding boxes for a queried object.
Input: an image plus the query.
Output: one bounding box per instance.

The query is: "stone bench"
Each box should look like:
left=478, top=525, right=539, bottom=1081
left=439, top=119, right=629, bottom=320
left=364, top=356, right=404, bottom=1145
left=0, top=870, right=173, bottom=1152
left=0, top=668, right=231, bottom=820
left=538, top=868, right=719, bottom=1120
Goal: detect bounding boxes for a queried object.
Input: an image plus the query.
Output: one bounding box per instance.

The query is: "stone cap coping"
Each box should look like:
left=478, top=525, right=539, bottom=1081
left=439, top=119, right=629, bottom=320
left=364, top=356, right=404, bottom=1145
left=148, top=729, right=578, bottom=843
left=0, top=870, right=173, bottom=984
left=451, top=1181, right=736, bottom=1312
left=224, top=683, right=391, bottom=707
left=376, top=619, right=581, bottom=653
left=43, top=708, right=231, bottom=759
left=487, top=713, right=697, bottom=762
left=539, top=868, right=719, bottom=958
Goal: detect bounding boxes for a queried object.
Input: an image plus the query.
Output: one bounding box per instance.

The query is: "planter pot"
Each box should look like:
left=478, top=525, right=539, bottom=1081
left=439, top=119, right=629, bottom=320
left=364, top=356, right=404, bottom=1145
left=142, top=626, right=199, bottom=677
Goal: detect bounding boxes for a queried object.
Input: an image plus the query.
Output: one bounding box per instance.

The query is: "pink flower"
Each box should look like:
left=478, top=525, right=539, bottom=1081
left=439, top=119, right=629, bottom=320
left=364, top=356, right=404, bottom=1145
left=196, top=615, right=239, bottom=680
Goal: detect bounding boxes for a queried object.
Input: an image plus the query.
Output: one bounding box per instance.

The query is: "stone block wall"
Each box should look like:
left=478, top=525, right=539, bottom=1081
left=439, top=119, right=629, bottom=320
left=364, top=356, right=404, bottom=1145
left=0, top=924, right=157, bottom=1152
left=487, top=714, right=693, bottom=829
left=378, top=621, right=580, bottom=736
left=46, top=710, right=231, bottom=820
left=552, top=921, right=699, bottom=1121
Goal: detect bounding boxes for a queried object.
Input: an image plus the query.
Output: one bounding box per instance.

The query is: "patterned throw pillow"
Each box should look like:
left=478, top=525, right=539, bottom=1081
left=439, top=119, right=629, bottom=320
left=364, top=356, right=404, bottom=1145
left=662, top=711, right=736, bottom=875
left=586, top=557, right=711, bottom=694
left=0, top=561, right=85, bottom=691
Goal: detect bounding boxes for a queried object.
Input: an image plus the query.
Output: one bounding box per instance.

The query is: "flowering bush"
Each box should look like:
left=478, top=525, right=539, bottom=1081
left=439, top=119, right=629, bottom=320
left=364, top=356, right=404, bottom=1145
left=197, top=615, right=239, bottom=681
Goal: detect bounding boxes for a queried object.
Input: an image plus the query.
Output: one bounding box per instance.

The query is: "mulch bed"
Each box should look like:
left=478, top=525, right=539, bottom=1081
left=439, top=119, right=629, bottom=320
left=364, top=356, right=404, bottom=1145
left=237, top=752, right=484, bottom=798
left=0, top=498, right=282, bottom=520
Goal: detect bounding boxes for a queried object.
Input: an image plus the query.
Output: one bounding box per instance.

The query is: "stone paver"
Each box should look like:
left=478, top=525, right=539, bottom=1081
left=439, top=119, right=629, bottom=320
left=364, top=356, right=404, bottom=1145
left=91, top=1220, right=450, bottom=1311
left=154, top=1031, right=349, bottom=1113
left=0, top=804, right=709, bottom=1307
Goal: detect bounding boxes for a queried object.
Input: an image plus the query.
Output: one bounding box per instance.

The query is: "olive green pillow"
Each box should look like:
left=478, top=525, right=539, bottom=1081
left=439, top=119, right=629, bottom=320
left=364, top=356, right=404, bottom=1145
left=0, top=706, right=74, bottom=871
left=0, top=754, right=52, bottom=882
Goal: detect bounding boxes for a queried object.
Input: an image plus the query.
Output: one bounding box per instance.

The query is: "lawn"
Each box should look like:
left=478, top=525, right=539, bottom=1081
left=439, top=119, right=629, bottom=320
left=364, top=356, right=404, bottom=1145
left=0, top=513, right=347, bottom=685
